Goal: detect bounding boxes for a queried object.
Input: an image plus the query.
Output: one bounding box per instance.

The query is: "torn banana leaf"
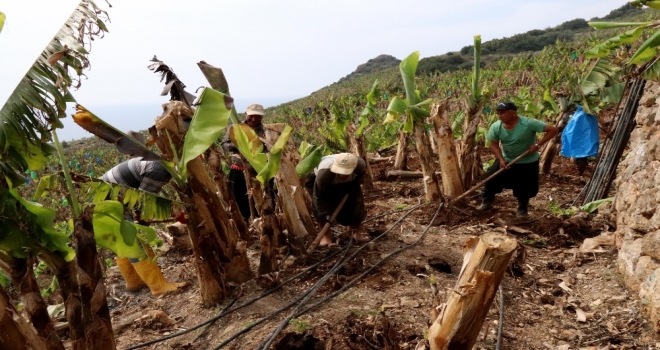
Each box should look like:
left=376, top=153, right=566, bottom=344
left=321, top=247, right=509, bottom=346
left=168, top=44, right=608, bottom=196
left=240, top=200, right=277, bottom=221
left=72, top=104, right=162, bottom=161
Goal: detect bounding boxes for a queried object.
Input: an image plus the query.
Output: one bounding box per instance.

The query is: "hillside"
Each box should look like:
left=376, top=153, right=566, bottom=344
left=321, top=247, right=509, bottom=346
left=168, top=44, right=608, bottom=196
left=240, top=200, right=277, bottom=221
left=327, top=4, right=643, bottom=87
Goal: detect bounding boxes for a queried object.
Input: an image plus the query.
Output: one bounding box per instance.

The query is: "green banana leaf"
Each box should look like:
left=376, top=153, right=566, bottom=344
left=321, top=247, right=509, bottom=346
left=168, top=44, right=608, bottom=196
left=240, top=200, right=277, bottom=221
left=0, top=1, right=109, bottom=182
left=92, top=201, right=146, bottom=259
left=400, top=51, right=420, bottom=105
left=579, top=197, right=613, bottom=213
left=0, top=12, right=5, bottom=33
left=588, top=21, right=649, bottom=30
left=179, top=87, right=232, bottom=175
left=298, top=141, right=313, bottom=158
left=256, top=125, right=292, bottom=184
left=12, top=190, right=74, bottom=261
left=630, top=30, right=660, bottom=64
left=644, top=0, right=660, bottom=10
left=0, top=187, right=75, bottom=261
left=229, top=124, right=267, bottom=172
left=34, top=174, right=60, bottom=199
left=296, top=146, right=323, bottom=176
left=585, top=26, right=648, bottom=59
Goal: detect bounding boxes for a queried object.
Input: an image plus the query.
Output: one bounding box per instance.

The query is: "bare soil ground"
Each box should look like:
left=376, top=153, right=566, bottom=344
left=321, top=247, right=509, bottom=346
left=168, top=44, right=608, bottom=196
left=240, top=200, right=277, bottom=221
left=81, top=154, right=660, bottom=349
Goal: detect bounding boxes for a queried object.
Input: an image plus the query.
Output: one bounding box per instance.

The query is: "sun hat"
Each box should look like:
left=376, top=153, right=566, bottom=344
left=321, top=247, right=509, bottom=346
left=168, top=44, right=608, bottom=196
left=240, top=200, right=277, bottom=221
left=495, top=101, right=517, bottom=111
left=330, top=153, right=359, bottom=175
left=246, top=103, right=264, bottom=116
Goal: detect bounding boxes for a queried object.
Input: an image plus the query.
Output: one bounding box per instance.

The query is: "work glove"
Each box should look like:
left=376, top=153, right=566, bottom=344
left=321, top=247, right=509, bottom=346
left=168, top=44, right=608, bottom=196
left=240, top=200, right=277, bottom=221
left=230, top=154, right=245, bottom=171
left=173, top=211, right=187, bottom=224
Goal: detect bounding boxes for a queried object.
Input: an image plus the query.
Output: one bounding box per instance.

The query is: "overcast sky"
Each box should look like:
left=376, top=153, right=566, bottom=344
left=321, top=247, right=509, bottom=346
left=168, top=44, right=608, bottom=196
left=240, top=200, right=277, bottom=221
left=1, top=0, right=626, bottom=141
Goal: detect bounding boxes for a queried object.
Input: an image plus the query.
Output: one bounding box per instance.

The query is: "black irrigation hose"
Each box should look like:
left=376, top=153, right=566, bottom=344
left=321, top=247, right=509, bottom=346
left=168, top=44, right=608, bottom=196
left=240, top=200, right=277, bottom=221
left=255, top=241, right=354, bottom=350
left=583, top=78, right=646, bottom=204
left=210, top=242, right=353, bottom=350
left=290, top=202, right=444, bottom=322
left=124, top=249, right=343, bottom=350
left=193, top=297, right=238, bottom=342
left=210, top=202, right=425, bottom=350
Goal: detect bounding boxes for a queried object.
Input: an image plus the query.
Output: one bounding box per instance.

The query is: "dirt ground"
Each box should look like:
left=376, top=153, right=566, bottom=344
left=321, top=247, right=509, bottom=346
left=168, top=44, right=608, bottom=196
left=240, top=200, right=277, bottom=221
left=86, top=153, right=660, bottom=350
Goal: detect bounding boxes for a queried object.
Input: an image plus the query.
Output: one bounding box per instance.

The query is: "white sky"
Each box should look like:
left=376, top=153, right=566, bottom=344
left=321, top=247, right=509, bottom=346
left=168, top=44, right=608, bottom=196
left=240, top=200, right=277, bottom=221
left=1, top=0, right=626, bottom=140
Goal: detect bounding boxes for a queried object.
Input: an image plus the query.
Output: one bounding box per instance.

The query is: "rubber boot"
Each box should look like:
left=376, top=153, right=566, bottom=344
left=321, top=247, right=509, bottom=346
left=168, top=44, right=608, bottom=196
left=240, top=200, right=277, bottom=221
left=116, top=257, right=146, bottom=292
left=516, top=198, right=529, bottom=218
left=477, top=196, right=494, bottom=211
left=132, top=259, right=186, bottom=296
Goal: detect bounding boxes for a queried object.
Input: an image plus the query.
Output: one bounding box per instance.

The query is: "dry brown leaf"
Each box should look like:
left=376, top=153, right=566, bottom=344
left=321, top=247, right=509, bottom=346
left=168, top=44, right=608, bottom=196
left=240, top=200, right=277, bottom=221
left=579, top=233, right=615, bottom=253
left=559, top=281, right=573, bottom=293
left=575, top=307, right=587, bottom=322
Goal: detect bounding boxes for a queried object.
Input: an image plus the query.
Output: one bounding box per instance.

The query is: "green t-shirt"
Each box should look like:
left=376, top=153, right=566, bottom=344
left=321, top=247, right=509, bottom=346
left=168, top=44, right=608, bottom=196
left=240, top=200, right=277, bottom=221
left=486, top=116, right=546, bottom=164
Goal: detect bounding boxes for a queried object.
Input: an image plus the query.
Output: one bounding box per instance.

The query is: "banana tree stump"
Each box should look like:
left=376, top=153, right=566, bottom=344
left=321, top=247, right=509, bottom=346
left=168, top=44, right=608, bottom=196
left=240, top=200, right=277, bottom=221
left=428, top=232, right=517, bottom=350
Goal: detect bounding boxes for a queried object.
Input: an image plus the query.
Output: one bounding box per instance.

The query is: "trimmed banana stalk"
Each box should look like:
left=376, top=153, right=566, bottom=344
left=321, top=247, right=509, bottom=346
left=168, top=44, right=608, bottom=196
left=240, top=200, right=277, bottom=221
left=540, top=111, right=569, bottom=174
left=8, top=257, right=65, bottom=350
left=0, top=286, right=47, bottom=350
left=346, top=124, right=374, bottom=191
left=414, top=123, right=441, bottom=201
left=430, top=103, right=464, bottom=199
left=394, top=131, right=409, bottom=170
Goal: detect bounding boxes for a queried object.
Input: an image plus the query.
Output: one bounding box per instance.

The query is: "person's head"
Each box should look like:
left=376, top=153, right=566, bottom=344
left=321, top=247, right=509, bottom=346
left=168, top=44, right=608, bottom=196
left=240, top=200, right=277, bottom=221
left=330, top=153, right=358, bottom=180
left=495, top=101, right=518, bottom=123
left=245, top=103, right=264, bottom=128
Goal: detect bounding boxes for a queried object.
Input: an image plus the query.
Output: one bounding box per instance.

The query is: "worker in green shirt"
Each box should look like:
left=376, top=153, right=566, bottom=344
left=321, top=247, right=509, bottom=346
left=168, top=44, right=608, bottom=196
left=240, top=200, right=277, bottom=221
left=477, top=101, right=558, bottom=217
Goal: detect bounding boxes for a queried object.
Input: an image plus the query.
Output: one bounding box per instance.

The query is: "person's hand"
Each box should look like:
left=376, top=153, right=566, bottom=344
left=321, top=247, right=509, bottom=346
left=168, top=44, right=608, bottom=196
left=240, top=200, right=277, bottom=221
left=527, top=143, right=541, bottom=153
left=499, top=158, right=509, bottom=169
left=230, top=154, right=245, bottom=171
left=323, top=215, right=337, bottom=225
left=173, top=210, right=187, bottom=224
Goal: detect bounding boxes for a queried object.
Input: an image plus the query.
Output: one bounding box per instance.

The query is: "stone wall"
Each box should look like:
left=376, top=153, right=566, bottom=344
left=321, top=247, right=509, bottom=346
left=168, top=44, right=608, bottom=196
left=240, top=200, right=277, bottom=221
left=614, top=81, right=660, bottom=331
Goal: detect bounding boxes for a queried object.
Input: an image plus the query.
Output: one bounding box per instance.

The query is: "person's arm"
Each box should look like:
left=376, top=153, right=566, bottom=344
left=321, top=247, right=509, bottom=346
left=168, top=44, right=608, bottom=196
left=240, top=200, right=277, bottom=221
left=489, top=141, right=507, bottom=168
left=220, top=126, right=238, bottom=153
left=486, top=124, right=506, bottom=167
left=527, top=123, right=559, bottom=152
left=313, top=169, right=335, bottom=223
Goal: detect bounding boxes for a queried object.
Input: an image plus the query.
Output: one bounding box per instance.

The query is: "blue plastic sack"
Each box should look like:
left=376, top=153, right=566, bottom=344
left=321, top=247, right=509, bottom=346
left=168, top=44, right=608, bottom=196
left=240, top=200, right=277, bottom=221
left=560, top=105, right=599, bottom=158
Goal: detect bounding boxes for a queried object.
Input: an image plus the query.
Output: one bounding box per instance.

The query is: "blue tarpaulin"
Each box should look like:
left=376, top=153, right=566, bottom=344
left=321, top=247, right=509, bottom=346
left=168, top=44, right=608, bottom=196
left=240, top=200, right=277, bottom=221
left=560, top=105, right=599, bottom=158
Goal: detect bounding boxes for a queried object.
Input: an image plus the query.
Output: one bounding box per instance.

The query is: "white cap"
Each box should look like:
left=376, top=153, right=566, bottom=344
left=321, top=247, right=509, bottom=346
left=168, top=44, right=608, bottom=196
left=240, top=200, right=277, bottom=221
left=330, top=153, right=358, bottom=175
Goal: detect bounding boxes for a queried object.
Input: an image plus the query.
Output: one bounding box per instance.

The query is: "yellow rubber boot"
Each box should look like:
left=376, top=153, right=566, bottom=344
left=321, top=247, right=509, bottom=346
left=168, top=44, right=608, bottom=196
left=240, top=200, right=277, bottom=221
left=132, top=259, right=186, bottom=296
left=115, top=257, right=146, bottom=292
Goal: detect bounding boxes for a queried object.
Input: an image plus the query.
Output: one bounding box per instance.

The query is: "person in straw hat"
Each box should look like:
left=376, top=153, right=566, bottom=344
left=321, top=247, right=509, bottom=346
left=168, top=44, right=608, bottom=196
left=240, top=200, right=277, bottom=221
left=306, top=153, right=370, bottom=246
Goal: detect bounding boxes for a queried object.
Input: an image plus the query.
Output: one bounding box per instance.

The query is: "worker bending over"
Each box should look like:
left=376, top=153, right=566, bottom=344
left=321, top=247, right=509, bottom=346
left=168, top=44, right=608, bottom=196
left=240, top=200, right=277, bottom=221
left=307, top=153, right=370, bottom=246
left=102, top=157, right=186, bottom=296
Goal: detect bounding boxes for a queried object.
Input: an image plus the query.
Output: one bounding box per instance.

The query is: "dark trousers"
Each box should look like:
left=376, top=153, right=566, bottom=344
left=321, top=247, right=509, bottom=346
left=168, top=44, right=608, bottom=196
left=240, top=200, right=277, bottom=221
left=482, top=160, right=539, bottom=201
left=228, top=168, right=251, bottom=221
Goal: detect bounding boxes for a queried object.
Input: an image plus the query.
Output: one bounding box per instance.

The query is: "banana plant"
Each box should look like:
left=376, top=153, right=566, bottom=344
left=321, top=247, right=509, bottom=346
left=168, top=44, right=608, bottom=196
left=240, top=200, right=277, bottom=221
left=384, top=51, right=440, bottom=200
left=460, top=35, right=488, bottom=189
left=0, top=2, right=115, bottom=349
left=384, top=51, right=433, bottom=132
left=585, top=1, right=660, bottom=81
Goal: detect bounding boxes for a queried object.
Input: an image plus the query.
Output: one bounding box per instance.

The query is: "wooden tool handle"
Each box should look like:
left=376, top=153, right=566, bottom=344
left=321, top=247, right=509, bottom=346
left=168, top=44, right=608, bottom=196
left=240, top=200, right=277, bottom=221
left=306, top=193, right=350, bottom=254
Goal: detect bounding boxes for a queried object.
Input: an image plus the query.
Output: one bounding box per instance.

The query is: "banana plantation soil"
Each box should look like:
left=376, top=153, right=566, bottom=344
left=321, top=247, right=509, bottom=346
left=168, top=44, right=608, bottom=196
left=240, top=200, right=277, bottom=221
left=81, top=154, right=659, bottom=349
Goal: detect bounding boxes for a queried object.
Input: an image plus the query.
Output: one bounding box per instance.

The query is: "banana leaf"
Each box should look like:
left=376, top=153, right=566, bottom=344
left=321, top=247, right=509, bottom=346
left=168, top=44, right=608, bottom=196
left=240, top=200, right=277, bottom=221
left=296, top=146, right=323, bottom=176
left=0, top=187, right=75, bottom=261
left=256, top=125, right=292, bottom=184
left=72, top=105, right=163, bottom=161
left=0, top=1, right=109, bottom=181
left=92, top=201, right=146, bottom=259
left=630, top=30, right=660, bottom=64
left=579, top=197, right=613, bottom=213
left=400, top=51, right=420, bottom=105
left=179, top=87, right=232, bottom=176
left=0, top=12, right=5, bottom=33
left=229, top=124, right=267, bottom=172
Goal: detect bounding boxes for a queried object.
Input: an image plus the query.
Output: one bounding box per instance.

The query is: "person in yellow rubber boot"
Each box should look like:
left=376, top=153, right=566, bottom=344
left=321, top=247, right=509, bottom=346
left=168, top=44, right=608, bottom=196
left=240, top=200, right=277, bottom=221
left=102, top=157, right=187, bottom=296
